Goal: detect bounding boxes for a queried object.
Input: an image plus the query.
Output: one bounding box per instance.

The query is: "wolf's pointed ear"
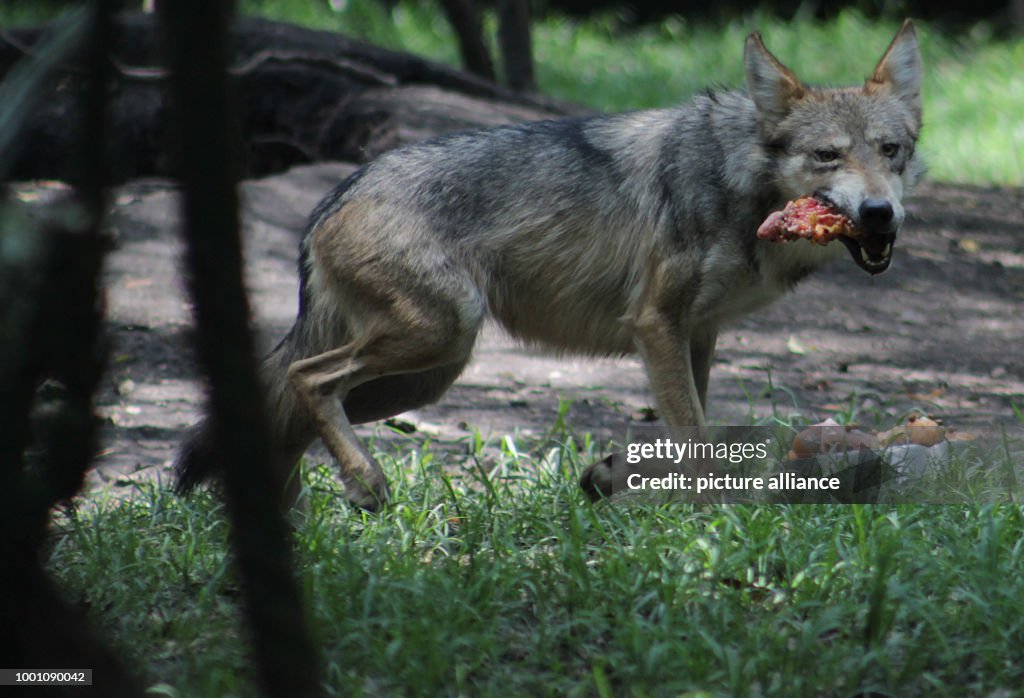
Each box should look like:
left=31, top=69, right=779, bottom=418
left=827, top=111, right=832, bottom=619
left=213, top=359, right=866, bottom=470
left=744, top=31, right=806, bottom=132
left=865, top=19, right=922, bottom=122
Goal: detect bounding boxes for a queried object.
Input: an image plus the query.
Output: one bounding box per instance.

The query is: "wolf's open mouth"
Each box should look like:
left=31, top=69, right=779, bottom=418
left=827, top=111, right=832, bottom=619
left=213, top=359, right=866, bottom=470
left=812, top=190, right=895, bottom=275
left=756, top=195, right=897, bottom=275
left=840, top=234, right=894, bottom=275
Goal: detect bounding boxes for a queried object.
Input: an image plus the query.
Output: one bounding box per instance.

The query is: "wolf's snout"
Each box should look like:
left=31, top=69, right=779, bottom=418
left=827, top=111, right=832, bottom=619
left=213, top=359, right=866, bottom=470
left=858, top=198, right=895, bottom=233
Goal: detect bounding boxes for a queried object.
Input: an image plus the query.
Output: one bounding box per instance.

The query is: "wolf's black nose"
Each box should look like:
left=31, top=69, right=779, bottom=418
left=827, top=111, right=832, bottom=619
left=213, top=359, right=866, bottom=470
left=859, top=198, right=894, bottom=231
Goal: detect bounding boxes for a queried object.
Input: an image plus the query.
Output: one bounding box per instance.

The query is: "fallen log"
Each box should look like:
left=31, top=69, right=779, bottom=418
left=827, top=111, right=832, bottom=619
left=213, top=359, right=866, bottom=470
left=0, top=12, right=584, bottom=182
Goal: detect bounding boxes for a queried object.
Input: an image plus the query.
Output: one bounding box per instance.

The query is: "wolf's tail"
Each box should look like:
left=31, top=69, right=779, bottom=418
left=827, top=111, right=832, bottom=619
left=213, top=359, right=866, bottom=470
left=173, top=322, right=315, bottom=494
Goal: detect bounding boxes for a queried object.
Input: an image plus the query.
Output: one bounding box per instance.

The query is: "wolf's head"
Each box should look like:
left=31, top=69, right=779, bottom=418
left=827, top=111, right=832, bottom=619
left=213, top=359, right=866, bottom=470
left=744, top=21, right=924, bottom=275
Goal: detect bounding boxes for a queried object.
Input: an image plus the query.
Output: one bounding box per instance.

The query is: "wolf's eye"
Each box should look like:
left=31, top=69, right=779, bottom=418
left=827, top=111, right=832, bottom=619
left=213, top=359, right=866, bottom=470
left=813, top=149, right=841, bottom=164
left=881, top=143, right=901, bottom=159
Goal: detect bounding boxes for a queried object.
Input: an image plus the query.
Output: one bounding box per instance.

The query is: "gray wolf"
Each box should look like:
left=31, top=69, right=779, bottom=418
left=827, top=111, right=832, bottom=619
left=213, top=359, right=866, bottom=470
left=176, top=21, right=923, bottom=509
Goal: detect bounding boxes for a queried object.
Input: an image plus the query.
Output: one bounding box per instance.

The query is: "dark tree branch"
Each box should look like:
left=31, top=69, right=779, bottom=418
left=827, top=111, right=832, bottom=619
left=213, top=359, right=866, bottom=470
left=498, top=0, right=535, bottom=91
left=438, top=0, right=496, bottom=81
left=155, top=2, right=323, bottom=697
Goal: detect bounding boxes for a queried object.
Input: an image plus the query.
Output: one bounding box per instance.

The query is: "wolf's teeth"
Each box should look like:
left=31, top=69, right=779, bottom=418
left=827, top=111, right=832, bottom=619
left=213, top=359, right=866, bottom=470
left=860, top=243, right=893, bottom=267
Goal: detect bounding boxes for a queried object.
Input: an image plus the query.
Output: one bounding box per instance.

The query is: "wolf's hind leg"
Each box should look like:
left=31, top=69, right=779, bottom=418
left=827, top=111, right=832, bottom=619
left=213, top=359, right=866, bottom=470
left=288, top=293, right=484, bottom=511
left=343, top=362, right=471, bottom=425
left=287, top=347, right=385, bottom=510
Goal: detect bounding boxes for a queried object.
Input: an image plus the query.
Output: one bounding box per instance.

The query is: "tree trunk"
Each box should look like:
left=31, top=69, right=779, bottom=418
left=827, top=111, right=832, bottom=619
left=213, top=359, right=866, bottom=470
left=156, top=2, right=323, bottom=696
left=498, top=0, right=535, bottom=91
left=438, top=0, right=495, bottom=82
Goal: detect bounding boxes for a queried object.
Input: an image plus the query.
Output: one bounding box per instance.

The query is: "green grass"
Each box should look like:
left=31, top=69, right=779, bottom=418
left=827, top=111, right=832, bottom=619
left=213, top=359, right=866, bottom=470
left=237, top=1, right=1024, bottom=186
left=0, top=1, right=67, bottom=26
left=48, top=423, right=1024, bottom=696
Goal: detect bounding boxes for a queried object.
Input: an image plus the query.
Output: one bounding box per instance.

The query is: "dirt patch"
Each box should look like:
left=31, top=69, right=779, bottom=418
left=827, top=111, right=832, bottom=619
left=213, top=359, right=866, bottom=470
left=15, top=167, right=1020, bottom=493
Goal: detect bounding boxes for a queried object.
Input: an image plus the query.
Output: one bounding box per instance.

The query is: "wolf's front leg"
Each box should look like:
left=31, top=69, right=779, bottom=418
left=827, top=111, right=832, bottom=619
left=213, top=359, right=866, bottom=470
left=580, top=295, right=714, bottom=500
left=690, top=326, right=718, bottom=414
left=632, top=311, right=708, bottom=432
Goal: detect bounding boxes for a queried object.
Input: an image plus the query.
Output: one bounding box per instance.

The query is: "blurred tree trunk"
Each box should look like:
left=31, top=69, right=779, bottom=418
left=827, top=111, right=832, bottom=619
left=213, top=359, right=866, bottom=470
left=439, top=0, right=535, bottom=92
left=0, top=3, right=143, bottom=694
left=155, top=2, right=323, bottom=697
left=498, top=0, right=535, bottom=91
left=438, top=0, right=495, bottom=81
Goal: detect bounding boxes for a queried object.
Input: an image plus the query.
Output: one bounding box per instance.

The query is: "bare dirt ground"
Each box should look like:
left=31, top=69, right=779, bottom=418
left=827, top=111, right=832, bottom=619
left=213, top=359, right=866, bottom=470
left=18, top=163, right=1020, bottom=494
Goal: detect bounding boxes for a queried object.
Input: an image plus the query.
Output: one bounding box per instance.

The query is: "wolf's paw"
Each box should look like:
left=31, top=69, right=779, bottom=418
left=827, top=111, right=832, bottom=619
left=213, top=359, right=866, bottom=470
left=579, top=454, right=622, bottom=501
left=344, top=477, right=392, bottom=513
